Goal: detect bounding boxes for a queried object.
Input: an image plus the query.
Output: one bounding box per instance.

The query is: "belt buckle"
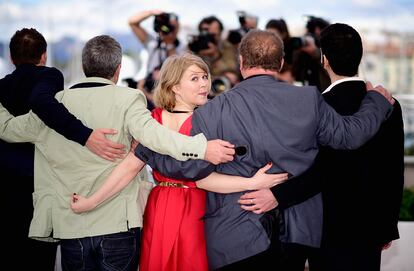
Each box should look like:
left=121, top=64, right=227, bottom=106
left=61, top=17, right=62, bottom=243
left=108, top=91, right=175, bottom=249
left=159, top=181, right=189, bottom=189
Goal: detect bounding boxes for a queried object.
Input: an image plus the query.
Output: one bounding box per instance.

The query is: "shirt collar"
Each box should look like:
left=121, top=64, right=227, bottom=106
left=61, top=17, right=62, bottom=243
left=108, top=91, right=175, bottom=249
left=322, top=77, right=365, bottom=94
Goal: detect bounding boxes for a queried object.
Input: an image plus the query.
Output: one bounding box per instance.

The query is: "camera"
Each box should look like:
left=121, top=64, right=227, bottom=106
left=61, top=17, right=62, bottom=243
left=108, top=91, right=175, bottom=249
left=209, top=76, right=231, bottom=98
left=123, top=78, right=138, bottom=89
left=290, top=35, right=314, bottom=50
left=227, top=29, right=243, bottom=45
left=237, top=11, right=248, bottom=25
left=143, top=72, right=156, bottom=93
left=153, top=13, right=177, bottom=34
left=188, top=31, right=216, bottom=53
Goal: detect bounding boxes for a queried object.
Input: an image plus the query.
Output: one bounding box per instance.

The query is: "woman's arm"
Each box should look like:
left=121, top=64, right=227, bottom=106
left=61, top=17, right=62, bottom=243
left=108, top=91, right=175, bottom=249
left=70, top=152, right=145, bottom=213
left=196, top=163, right=288, bottom=193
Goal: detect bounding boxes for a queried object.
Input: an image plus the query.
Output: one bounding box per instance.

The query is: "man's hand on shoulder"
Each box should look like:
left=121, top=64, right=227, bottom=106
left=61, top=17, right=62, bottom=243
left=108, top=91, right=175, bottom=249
left=86, top=128, right=126, bottom=161
left=366, top=81, right=395, bottom=105
left=204, top=139, right=235, bottom=165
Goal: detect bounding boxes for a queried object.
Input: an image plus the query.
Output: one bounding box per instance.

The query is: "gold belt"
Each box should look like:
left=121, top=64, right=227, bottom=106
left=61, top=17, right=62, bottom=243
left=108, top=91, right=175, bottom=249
left=158, top=181, right=189, bottom=188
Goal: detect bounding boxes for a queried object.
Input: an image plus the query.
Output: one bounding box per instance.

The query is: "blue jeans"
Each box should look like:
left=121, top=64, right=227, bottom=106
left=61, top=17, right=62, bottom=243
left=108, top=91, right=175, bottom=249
left=60, top=227, right=140, bottom=271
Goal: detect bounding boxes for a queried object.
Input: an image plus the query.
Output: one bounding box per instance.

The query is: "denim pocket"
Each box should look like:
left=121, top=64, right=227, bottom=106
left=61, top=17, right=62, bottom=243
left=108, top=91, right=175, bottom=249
left=60, top=239, right=84, bottom=271
left=101, top=230, right=138, bottom=271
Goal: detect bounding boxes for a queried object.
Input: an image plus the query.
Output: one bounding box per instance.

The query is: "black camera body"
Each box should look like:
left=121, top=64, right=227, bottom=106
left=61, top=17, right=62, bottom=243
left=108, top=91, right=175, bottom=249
left=153, top=13, right=177, bottom=34
left=188, top=31, right=216, bottom=53
left=290, top=36, right=308, bottom=50
left=290, top=35, right=315, bottom=50
left=227, top=29, right=244, bottom=45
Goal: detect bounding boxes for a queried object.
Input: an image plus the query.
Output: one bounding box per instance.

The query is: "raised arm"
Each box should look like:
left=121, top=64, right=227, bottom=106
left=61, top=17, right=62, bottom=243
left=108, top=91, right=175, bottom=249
left=196, top=163, right=288, bottom=194
left=30, top=68, right=125, bottom=161
left=128, top=10, right=163, bottom=45
left=70, top=152, right=145, bottom=213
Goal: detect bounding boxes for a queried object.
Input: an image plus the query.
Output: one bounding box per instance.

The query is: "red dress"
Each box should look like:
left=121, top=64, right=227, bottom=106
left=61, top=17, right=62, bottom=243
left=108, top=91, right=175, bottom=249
left=139, top=108, right=209, bottom=271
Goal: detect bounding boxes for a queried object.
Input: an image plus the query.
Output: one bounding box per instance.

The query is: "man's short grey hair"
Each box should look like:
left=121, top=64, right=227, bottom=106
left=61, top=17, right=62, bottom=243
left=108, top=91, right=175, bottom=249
left=82, top=35, right=122, bottom=79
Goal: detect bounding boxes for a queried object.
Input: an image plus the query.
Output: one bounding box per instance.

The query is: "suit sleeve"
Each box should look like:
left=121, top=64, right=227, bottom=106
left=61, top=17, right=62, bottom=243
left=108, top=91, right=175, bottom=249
left=382, top=100, right=405, bottom=239
left=271, top=152, right=324, bottom=209
left=134, top=99, right=223, bottom=180
left=126, top=93, right=209, bottom=162
left=0, top=103, right=43, bottom=143
left=29, top=67, right=92, bottom=146
left=316, top=90, right=393, bottom=149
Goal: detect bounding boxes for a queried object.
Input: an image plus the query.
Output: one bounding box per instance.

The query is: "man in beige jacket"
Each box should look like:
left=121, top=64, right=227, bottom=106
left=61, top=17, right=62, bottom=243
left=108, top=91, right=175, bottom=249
left=0, top=35, right=233, bottom=270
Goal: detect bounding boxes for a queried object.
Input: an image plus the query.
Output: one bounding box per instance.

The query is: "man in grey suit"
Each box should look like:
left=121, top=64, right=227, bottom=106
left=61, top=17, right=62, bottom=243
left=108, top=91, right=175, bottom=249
left=134, top=30, right=393, bottom=270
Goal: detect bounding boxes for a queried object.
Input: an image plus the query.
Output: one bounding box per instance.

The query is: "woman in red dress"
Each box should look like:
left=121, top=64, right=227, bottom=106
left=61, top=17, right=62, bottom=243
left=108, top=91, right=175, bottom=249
left=139, top=53, right=211, bottom=271
left=70, top=53, right=288, bottom=271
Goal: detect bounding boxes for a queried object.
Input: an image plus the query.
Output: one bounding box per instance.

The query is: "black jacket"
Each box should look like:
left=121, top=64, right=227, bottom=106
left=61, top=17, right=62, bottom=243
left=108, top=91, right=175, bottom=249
left=0, top=64, right=92, bottom=176
left=273, top=80, right=404, bottom=247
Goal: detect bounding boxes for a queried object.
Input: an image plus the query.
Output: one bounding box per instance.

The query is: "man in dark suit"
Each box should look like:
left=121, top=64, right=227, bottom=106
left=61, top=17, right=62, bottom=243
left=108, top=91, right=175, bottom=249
left=250, top=23, right=404, bottom=271
left=133, top=29, right=393, bottom=270
left=0, top=28, right=125, bottom=269
left=318, top=23, right=403, bottom=271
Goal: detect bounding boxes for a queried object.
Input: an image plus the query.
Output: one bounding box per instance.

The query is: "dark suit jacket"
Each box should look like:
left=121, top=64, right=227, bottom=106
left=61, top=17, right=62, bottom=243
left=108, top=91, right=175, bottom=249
left=135, top=75, right=392, bottom=269
left=321, top=80, right=404, bottom=247
left=0, top=64, right=92, bottom=177
left=273, top=80, right=404, bottom=248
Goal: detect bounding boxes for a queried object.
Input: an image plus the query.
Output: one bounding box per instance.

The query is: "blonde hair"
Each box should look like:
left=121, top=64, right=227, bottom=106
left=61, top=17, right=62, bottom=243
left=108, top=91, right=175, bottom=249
left=153, top=52, right=211, bottom=111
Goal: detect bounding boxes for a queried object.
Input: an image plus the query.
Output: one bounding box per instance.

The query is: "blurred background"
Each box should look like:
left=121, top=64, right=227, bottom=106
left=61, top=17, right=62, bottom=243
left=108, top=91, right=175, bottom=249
left=1, top=0, right=413, bottom=168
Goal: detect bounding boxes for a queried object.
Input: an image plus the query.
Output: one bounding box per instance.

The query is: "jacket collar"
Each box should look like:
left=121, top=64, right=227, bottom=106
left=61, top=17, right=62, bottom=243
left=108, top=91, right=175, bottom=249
left=73, top=77, right=115, bottom=86
left=322, top=77, right=364, bottom=94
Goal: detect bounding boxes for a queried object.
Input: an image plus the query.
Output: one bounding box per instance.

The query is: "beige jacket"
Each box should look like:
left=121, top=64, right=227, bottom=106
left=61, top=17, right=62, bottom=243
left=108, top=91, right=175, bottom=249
left=0, top=77, right=206, bottom=241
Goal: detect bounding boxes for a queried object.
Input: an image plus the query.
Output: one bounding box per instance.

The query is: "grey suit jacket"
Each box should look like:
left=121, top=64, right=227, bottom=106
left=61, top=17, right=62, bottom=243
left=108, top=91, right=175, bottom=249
left=135, top=75, right=392, bottom=269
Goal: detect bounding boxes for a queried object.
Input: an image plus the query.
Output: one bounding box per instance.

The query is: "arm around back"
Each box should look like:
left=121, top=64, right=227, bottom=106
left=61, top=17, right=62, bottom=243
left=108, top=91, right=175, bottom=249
left=0, top=103, right=44, bottom=143
left=125, top=92, right=207, bottom=161
left=316, top=89, right=393, bottom=149
left=29, top=67, right=92, bottom=145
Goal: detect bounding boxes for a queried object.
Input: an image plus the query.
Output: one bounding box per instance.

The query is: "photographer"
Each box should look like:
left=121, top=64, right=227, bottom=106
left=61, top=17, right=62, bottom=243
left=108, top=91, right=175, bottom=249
left=291, top=16, right=331, bottom=92
left=128, top=9, right=184, bottom=76
left=227, top=11, right=258, bottom=47
left=265, top=19, right=295, bottom=84
left=188, top=16, right=238, bottom=77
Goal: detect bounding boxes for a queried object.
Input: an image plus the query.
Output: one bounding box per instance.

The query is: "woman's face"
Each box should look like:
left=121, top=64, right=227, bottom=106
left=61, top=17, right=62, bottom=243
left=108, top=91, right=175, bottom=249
left=174, top=64, right=209, bottom=108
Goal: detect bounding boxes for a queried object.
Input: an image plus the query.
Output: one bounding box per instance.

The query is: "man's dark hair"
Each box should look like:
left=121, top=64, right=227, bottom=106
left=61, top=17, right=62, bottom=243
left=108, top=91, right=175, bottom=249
left=9, top=28, right=47, bottom=66
left=320, top=23, right=363, bottom=77
left=265, top=19, right=290, bottom=39
left=198, top=16, right=224, bottom=33
left=239, top=29, right=284, bottom=71
left=306, top=16, right=330, bottom=35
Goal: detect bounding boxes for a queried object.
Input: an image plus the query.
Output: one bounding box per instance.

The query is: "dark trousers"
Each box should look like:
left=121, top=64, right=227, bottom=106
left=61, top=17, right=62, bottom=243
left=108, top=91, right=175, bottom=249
left=4, top=174, right=58, bottom=270
left=60, top=228, right=141, bottom=271
left=320, top=245, right=382, bottom=271
left=216, top=209, right=283, bottom=271
left=215, top=240, right=283, bottom=271
left=280, top=242, right=322, bottom=271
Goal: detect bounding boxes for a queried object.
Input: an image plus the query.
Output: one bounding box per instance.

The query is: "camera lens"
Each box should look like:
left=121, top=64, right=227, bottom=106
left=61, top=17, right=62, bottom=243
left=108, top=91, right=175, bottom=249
left=211, top=76, right=231, bottom=96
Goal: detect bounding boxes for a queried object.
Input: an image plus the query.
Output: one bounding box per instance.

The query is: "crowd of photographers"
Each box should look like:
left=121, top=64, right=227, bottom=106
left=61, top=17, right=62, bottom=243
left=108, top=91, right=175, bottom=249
left=126, top=10, right=331, bottom=105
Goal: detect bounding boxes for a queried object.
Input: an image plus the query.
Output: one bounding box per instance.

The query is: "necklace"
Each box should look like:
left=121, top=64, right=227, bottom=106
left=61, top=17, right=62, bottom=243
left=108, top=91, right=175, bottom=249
left=168, top=109, right=193, bottom=113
